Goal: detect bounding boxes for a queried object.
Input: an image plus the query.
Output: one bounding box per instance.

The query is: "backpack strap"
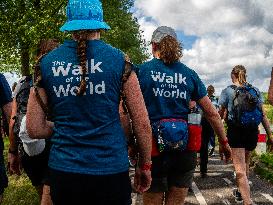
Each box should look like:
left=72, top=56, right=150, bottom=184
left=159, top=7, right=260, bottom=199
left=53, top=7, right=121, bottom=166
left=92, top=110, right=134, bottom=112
left=120, top=55, right=133, bottom=114
left=32, top=54, right=50, bottom=117
left=229, top=85, right=237, bottom=90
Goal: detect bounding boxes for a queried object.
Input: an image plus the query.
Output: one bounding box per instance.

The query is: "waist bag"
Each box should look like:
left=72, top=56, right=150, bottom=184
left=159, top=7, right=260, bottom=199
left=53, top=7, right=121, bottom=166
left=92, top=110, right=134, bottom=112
left=152, top=119, right=188, bottom=152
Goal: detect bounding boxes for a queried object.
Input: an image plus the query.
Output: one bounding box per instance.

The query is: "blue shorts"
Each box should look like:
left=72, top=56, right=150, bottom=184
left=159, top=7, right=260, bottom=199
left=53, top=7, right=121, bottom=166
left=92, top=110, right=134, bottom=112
left=0, top=138, right=8, bottom=194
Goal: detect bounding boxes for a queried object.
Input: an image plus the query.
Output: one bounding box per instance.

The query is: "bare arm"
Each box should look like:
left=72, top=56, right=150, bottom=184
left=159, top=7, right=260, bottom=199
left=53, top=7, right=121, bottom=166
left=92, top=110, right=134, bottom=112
left=123, top=71, right=152, bottom=166
left=26, top=88, right=53, bottom=139
left=261, top=106, right=273, bottom=142
left=3, top=102, right=12, bottom=123
left=268, top=67, right=273, bottom=105
left=119, top=100, right=133, bottom=138
left=198, top=96, right=227, bottom=142
left=8, top=99, right=17, bottom=151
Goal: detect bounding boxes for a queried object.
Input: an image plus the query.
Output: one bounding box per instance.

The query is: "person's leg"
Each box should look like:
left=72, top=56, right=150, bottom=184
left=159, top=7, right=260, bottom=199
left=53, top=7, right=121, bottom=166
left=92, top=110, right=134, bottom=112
left=41, top=185, right=52, bottom=205
left=143, top=192, right=164, bottom=205
left=165, top=187, right=188, bottom=205
left=200, top=129, right=209, bottom=176
left=245, top=151, right=251, bottom=178
left=35, top=185, right=43, bottom=200
left=208, top=133, right=215, bottom=156
left=232, top=148, right=252, bottom=205
left=165, top=153, right=196, bottom=205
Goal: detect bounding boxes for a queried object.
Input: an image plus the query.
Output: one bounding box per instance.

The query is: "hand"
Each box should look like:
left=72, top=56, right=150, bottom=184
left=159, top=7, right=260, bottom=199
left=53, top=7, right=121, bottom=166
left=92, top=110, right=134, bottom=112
left=134, top=168, right=152, bottom=193
left=268, top=138, right=273, bottom=152
left=222, top=143, right=232, bottom=163
left=8, top=153, right=21, bottom=175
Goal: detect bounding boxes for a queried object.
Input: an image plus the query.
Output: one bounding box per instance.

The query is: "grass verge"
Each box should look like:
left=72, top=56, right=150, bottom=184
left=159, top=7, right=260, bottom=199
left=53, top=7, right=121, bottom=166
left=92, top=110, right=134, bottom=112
left=2, top=137, right=39, bottom=205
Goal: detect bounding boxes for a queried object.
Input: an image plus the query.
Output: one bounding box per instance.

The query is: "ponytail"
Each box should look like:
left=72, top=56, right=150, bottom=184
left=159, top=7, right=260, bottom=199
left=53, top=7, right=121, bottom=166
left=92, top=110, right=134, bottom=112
left=238, top=70, right=246, bottom=85
left=158, top=36, right=182, bottom=64
left=232, top=65, right=247, bottom=85
left=77, top=32, right=88, bottom=96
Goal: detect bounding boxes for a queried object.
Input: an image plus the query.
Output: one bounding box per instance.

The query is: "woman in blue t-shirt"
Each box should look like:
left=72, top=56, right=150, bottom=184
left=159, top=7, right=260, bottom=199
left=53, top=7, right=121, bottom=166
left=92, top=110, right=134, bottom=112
left=219, top=65, right=273, bottom=204
left=26, top=0, right=152, bottom=204
left=137, top=26, right=231, bottom=205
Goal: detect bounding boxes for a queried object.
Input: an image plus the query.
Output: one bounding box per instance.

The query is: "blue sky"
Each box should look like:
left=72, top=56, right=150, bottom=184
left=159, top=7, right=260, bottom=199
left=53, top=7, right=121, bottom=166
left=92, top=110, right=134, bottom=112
left=177, top=32, right=198, bottom=50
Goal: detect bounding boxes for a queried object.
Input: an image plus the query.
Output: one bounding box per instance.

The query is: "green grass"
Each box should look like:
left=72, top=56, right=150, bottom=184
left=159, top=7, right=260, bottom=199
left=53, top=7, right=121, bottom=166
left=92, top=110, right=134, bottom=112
left=253, top=153, right=273, bottom=184
left=264, top=104, right=273, bottom=123
left=2, top=137, right=39, bottom=205
left=260, top=153, right=273, bottom=170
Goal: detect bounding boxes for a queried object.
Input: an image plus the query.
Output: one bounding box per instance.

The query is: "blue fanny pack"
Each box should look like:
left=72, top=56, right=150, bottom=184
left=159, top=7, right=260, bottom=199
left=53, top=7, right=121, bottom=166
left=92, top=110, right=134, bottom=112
left=152, top=119, right=189, bottom=152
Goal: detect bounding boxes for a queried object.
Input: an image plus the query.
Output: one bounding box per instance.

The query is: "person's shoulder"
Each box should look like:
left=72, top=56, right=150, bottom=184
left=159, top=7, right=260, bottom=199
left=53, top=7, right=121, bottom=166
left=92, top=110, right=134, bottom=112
left=41, top=46, right=61, bottom=63
left=0, top=73, right=7, bottom=82
left=178, top=63, right=199, bottom=76
left=220, top=85, right=236, bottom=97
left=138, top=58, right=156, bottom=68
left=248, top=84, right=260, bottom=92
left=98, top=41, right=124, bottom=58
left=138, top=58, right=168, bottom=73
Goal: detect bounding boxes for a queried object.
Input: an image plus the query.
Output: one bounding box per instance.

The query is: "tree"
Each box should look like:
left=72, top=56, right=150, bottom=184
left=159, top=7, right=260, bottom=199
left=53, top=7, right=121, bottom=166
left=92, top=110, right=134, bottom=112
left=0, top=0, right=148, bottom=75
left=102, top=0, right=148, bottom=64
left=0, top=0, right=67, bottom=75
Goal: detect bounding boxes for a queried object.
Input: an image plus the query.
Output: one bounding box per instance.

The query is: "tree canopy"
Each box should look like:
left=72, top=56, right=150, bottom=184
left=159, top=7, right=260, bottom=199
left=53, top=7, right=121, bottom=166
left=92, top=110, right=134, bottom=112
left=0, top=0, right=148, bottom=75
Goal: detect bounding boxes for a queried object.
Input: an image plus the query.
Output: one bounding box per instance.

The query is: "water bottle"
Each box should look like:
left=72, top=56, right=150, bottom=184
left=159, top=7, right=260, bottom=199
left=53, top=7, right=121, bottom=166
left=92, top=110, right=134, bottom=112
left=188, top=106, right=202, bottom=125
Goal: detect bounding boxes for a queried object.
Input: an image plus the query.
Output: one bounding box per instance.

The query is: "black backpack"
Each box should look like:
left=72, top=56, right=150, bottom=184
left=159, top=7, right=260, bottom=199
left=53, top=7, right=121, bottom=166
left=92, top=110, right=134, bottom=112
left=13, top=76, right=32, bottom=137
left=230, top=84, right=263, bottom=127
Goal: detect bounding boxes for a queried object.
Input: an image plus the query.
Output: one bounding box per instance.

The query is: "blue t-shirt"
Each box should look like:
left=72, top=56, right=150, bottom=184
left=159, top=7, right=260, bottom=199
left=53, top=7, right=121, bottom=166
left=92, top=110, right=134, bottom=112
left=219, top=85, right=263, bottom=121
left=41, top=40, right=128, bottom=175
left=136, top=58, right=207, bottom=121
left=0, top=74, right=12, bottom=107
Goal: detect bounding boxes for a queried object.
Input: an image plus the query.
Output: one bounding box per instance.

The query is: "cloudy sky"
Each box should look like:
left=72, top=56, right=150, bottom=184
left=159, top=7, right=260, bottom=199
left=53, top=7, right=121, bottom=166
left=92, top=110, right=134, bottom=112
left=134, top=0, right=273, bottom=95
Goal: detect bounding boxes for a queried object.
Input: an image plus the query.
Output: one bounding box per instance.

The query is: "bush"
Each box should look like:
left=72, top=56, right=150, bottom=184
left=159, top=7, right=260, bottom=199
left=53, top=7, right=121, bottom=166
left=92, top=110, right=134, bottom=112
left=254, top=153, right=273, bottom=184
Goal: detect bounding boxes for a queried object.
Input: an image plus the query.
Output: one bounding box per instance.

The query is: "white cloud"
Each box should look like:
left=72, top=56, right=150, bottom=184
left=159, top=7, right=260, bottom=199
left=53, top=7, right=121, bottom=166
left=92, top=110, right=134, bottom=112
left=134, top=0, right=273, bottom=95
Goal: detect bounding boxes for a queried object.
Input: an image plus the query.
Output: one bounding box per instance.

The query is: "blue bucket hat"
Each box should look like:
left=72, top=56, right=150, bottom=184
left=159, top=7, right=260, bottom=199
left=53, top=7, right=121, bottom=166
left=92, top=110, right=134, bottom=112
left=60, top=0, right=110, bottom=32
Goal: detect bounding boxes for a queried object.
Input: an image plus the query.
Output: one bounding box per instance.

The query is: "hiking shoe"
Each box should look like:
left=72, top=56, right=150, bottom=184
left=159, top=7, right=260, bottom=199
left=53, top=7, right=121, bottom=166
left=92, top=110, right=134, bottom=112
left=208, top=147, right=214, bottom=157
left=249, top=180, right=252, bottom=186
left=233, top=188, right=243, bottom=203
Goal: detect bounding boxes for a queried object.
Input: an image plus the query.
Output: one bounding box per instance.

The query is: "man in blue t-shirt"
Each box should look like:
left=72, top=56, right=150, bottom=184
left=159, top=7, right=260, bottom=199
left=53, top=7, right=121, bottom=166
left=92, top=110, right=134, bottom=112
left=0, top=73, right=12, bottom=203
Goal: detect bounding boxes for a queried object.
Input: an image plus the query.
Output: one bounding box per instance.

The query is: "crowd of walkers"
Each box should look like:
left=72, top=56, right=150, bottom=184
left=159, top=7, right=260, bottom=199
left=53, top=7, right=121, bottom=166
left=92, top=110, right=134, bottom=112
left=1, top=0, right=273, bottom=205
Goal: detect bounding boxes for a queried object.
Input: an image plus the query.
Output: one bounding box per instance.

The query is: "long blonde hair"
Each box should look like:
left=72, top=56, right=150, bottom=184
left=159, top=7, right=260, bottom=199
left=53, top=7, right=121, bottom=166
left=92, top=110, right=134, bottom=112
left=232, top=65, right=247, bottom=85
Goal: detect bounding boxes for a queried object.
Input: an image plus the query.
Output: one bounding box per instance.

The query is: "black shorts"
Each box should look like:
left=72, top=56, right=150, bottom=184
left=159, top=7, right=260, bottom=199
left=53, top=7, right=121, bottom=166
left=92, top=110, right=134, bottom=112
left=20, top=143, right=50, bottom=186
left=149, top=151, right=197, bottom=193
left=227, top=121, right=258, bottom=151
left=49, top=169, right=132, bottom=205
